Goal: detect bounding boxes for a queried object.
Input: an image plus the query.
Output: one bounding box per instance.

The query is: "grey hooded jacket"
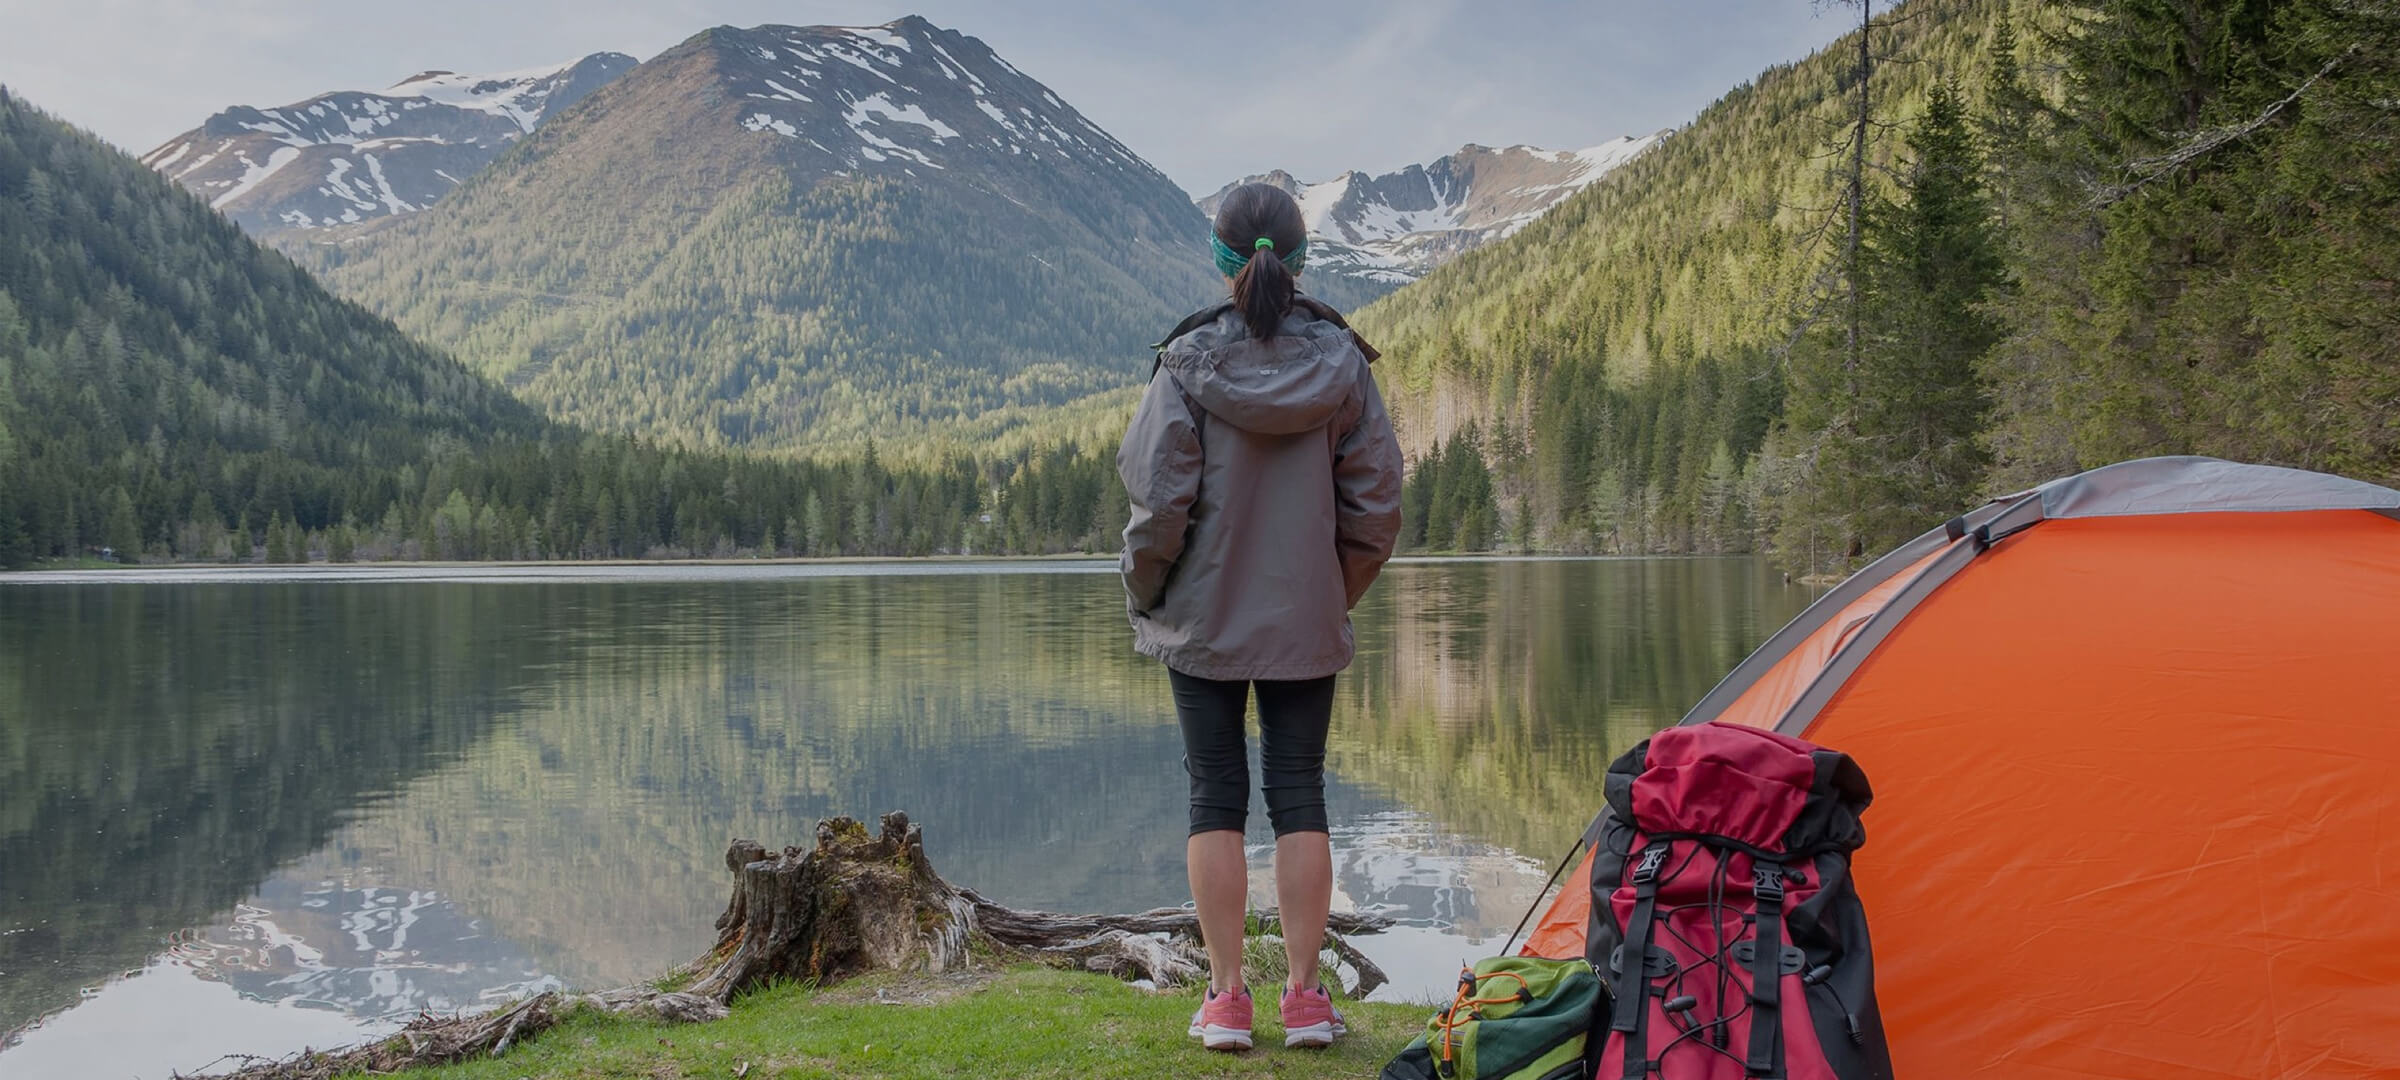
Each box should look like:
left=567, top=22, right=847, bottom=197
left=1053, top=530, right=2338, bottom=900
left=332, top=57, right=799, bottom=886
left=1117, top=306, right=1404, bottom=681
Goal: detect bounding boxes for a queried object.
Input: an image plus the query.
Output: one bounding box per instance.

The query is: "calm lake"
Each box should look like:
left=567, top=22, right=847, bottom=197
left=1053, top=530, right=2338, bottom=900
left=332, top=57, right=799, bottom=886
left=0, top=558, right=1813, bottom=1078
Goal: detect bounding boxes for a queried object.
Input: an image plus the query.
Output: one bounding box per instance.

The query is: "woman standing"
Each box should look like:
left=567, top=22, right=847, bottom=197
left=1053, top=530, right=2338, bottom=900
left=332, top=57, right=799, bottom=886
left=1117, top=182, right=1404, bottom=1052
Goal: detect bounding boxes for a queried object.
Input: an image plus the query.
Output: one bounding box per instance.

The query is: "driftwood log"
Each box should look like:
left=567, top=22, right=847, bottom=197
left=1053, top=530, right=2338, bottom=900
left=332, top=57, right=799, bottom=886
left=201, top=811, right=1392, bottom=1079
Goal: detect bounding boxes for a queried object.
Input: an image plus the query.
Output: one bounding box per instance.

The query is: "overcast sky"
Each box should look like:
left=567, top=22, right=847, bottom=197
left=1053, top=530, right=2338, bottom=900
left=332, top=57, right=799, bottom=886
left=0, top=1, right=1854, bottom=196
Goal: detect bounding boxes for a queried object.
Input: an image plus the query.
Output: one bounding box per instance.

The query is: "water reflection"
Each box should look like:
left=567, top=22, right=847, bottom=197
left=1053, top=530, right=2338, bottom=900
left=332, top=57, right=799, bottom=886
left=0, top=559, right=1812, bottom=1076
left=178, top=876, right=561, bottom=1020
left=0, top=584, right=553, bottom=1038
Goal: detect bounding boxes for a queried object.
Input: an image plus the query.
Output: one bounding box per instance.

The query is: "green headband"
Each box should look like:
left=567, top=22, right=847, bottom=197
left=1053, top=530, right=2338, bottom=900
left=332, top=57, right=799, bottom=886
left=1211, top=234, right=1306, bottom=278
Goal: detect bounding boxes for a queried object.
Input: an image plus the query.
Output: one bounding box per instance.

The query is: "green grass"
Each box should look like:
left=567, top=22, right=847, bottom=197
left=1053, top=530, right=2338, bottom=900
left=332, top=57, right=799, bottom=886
left=415, top=967, right=1429, bottom=1079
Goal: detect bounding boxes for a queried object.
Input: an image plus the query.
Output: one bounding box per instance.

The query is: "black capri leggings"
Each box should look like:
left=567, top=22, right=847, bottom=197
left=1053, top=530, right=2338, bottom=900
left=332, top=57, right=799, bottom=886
left=1168, top=670, right=1336, bottom=837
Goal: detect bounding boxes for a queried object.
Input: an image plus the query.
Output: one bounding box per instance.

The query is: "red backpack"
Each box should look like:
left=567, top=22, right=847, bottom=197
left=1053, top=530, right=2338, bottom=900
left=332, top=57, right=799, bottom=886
left=1584, top=722, right=1892, bottom=1079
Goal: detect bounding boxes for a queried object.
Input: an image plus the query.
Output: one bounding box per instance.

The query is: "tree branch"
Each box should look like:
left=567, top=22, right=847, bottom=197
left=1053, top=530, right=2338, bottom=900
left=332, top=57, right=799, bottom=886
left=2087, top=48, right=2355, bottom=209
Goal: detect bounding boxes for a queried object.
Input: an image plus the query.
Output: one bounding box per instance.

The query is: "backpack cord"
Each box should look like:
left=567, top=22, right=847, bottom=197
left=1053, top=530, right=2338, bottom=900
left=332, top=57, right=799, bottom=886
left=1434, top=969, right=1539, bottom=1069
left=1500, top=832, right=1587, bottom=957
left=1643, top=854, right=1762, bottom=1071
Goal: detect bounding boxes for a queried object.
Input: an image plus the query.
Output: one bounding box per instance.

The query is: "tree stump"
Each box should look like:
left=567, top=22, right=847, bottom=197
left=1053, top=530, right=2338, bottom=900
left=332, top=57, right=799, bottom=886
left=680, top=812, right=975, bottom=1000
left=679, top=811, right=1393, bottom=1002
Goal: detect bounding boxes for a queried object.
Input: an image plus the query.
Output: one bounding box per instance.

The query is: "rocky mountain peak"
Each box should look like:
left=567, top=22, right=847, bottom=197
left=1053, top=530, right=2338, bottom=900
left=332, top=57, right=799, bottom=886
left=1198, top=132, right=1668, bottom=301
left=693, top=16, right=1160, bottom=185
left=143, top=52, right=636, bottom=238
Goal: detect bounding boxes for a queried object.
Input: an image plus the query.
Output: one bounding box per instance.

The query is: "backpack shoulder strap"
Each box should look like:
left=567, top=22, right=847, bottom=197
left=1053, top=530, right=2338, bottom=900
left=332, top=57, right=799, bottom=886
left=1153, top=302, right=1234, bottom=355
left=1151, top=297, right=1384, bottom=378
left=1610, top=841, right=1671, bottom=1079
left=1151, top=302, right=1235, bottom=378
left=1294, top=295, right=1382, bottom=364
left=1746, top=863, right=1790, bottom=1077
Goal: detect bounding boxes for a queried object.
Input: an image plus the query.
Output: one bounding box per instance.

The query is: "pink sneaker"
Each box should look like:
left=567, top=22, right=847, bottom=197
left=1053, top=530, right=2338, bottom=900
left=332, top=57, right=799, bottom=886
left=1187, top=986, right=1253, bottom=1051
left=1280, top=985, right=1348, bottom=1048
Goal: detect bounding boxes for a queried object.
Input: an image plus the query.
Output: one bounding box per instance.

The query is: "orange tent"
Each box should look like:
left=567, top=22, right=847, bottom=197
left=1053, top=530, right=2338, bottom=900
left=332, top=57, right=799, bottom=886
left=1521, top=457, right=2400, bottom=1078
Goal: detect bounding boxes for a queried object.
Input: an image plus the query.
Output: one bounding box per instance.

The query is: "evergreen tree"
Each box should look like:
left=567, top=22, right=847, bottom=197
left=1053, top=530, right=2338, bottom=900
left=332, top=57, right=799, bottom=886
left=1399, top=446, right=1437, bottom=551
left=56, top=501, right=79, bottom=563
left=0, top=489, right=29, bottom=568
left=101, top=487, right=142, bottom=561
left=802, top=493, right=828, bottom=558
left=1410, top=425, right=1501, bottom=553
left=1853, top=80, right=2003, bottom=542
left=1423, top=435, right=1459, bottom=552
left=433, top=490, right=476, bottom=561
left=264, top=512, right=293, bottom=565
left=1589, top=468, right=1626, bottom=553
left=1777, top=80, right=2004, bottom=570
left=1699, top=441, right=1741, bottom=551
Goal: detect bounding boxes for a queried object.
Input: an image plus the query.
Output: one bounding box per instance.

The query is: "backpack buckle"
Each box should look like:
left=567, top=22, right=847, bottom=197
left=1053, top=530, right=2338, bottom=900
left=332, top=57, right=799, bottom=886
left=1751, top=865, right=1786, bottom=903
left=1632, top=843, right=1669, bottom=885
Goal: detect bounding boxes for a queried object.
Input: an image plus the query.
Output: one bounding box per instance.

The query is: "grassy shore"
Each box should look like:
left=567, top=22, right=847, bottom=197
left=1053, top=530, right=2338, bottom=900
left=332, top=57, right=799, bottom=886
left=25, top=556, right=124, bottom=570
left=411, top=968, right=1426, bottom=1080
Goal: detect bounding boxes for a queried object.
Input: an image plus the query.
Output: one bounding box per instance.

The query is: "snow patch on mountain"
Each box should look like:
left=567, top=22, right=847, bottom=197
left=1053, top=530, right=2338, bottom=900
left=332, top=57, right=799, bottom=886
left=210, top=146, right=301, bottom=209
left=382, top=60, right=602, bottom=132
left=743, top=113, right=801, bottom=138
left=847, top=94, right=959, bottom=140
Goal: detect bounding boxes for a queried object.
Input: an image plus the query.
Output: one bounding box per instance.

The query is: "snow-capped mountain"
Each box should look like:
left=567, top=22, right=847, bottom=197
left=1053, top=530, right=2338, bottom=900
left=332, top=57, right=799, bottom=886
left=692, top=18, right=1185, bottom=199
left=306, top=16, right=1220, bottom=450
left=1199, top=135, right=1667, bottom=300
left=142, top=53, right=635, bottom=238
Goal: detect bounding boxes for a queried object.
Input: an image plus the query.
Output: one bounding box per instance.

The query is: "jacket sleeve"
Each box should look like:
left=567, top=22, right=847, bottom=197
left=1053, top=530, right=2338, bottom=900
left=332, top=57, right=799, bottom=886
left=1117, top=370, right=1203, bottom=615
left=1333, top=365, right=1404, bottom=609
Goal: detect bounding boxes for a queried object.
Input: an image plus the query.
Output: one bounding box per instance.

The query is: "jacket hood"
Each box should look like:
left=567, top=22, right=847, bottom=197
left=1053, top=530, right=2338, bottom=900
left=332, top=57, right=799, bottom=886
left=1158, top=311, right=1364, bottom=435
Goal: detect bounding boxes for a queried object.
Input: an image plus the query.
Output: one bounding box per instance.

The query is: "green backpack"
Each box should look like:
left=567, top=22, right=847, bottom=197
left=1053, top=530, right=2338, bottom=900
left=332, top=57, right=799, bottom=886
left=1379, top=956, right=1602, bottom=1080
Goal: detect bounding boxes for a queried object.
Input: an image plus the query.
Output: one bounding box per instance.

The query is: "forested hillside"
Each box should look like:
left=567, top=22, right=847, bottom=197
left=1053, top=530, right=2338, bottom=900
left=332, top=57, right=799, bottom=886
left=0, top=89, right=1126, bottom=567
left=0, top=86, right=532, bottom=565
left=1356, top=0, right=2037, bottom=559
left=1359, top=0, right=2398, bottom=571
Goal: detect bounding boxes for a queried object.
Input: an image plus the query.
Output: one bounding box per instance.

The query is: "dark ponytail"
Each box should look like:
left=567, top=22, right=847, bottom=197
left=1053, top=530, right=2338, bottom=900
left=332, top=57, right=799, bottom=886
left=1212, top=182, right=1307, bottom=340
